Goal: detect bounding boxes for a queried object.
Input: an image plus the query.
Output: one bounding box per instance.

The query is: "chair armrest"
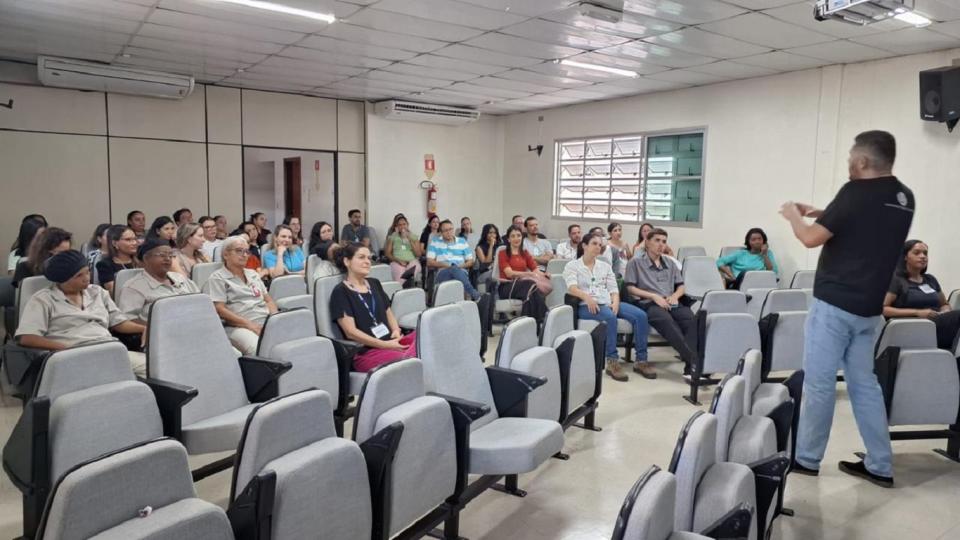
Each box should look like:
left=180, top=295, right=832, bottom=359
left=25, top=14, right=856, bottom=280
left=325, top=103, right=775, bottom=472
left=141, top=377, right=198, bottom=440
left=748, top=452, right=790, bottom=479
left=699, top=502, right=754, bottom=539
left=428, top=392, right=490, bottom=495
left=1, top=396, right=50, bottom=494
left=238, top=356, right=292, bottom=403
left=227, top=470, right=277, bottom=540
left=486, top=365, right=547, bottom=418
left=329, top=338, right=362, bottom=413
left=360, top=422, right=404, bottom=540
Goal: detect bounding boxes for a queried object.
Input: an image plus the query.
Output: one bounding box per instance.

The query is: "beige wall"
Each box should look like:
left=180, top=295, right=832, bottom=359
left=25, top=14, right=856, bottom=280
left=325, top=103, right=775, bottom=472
left=0, top=61, right=364, bottom=262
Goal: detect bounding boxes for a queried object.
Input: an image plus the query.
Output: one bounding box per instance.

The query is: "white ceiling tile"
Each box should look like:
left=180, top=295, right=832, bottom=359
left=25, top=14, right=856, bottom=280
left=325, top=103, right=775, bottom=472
left=622, top=0, right=748, bottom=24
left=930, top=20, right=960, bottom=38
left=220, top=79, right=316, bottom=93
left=722, top=0, right=797, bottom=9
left=785, top=40, right=895, bottom=63
left=1, top=0, right=145, bottom=31
left=699, top=12, right=837, bottom=49
left=850, top=27, right=960, bottom=55
left=762, top=2, right=906, bottom=39
left=0, top=27, right=122, bottom=62
left=496, top=68, right=596, bottom=88
left=413, top=89, right=492, bottom=106
left=463, top=33, right=586, bottom=60
left=137, top=23, right=286, bottom=54
left=689, top=60, right=780, bottom=79
left=454, top=0, right=574, bottom=17
left=256, top=56, right=369, bottom=77
left=341, top=9, right=486, bottom=41
left=591, top=77, right=690, bottom=94
left=500, top=19, right=633, bottom=49
left=735, top=50, right=831, bottom=71
left=647, top=69, right=731, bottom=85
left=517, top=94, right=586, bottom=104
left=381, top=62, right=479, bottom=82
left=406, top=54, right=509, bottom=75
left=128, top=38, right=268, bottom=64
left=230, top=69, right=342, bottom=86
left=567, top=51, right=672, bottom=75
left=644, top=28, right=771, bottom=59
left=372, top=0, right=527, bottom=30
left=279, top=47, right=393, bottom=69
left=525, top=61, right=638, bottom=82
left=156, top=0, right=352, bottom=33
left=469, top=76, right=564, bottom=94
left=914, top=0, right=960, bottom=22
left=325, top=78, right=432, bottom=93
left=147, top=9, right=305, bottom=45
left=298, top=35, right=419, bottom=61
left=447, top=82, right=533, bottom=99
left=121, top=47, right=256, bottom=70
left=432, top=44, right=544, bottom=68
left=542, top=6, right=682, bottom=39
left=548, top=87, right=613, bottom=99
left=318, top=23, right=449, bottom=53
left=358, top=70, right=454, bottom=88
left=0, top=12, right=134, bottom=44
left=599, top=41, right=717, bottom=68
left=27, top=0, right=151, bottom=21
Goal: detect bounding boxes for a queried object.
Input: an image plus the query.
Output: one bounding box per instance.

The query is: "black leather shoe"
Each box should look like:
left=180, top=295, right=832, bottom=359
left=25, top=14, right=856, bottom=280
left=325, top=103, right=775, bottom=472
left=838, top=460, right=893, bottom=488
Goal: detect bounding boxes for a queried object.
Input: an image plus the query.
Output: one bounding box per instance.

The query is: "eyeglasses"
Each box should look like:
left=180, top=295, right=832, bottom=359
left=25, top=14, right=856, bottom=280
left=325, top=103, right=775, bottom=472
left=149, top=251, right=175, bottom=260
left=226, top=248, right=249, bottom=254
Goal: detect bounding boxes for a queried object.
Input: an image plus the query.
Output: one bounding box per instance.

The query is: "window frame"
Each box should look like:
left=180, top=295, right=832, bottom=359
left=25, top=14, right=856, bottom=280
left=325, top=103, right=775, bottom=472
left=551, top=126, right=708, bottom=228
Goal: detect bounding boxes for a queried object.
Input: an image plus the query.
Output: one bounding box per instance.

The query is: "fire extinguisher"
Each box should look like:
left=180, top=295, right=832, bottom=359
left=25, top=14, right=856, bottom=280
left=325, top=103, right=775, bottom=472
left=421, top=180, right=438, bottom=218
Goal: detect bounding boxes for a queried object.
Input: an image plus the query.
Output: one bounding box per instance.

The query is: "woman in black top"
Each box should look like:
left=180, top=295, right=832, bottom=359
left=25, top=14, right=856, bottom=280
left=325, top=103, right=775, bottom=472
left=96, top=225, right=140, bottom=295
left=418, top=215, right=440, bottom=251
left=883, top=240, right=960, bottom=349
left=474, top=223, right=502, bottom=276
left=309, top=221, right=339, bottom=261
left=329, top=243, right=416, bottom=372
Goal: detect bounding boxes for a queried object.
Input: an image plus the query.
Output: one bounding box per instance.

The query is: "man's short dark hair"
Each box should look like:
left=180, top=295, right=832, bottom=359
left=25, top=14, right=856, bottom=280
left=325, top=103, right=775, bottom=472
left=567, top=224, right=580, bottom=234
left=524, top=216, right=537, bottom=227
left=348, top=209, right=361, bottom=218
left=512, top=214, right=523, bottom=221
left=127, top=210, right=143, bottom=222
left=854, top=130, right=896, bottom=170
left=647, top=228, right=668, bottom=241
left=199, top=216, right=215, bottom=226
left=173, top=208, right=191, bottom=222
left=439, top=219, right=453, bottom=229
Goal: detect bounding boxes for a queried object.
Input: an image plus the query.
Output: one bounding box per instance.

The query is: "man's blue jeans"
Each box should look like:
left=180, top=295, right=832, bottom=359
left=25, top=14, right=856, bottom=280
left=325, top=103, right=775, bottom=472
left=435, top=267, right=479, bottom=300
left=578, top=303, right=649, bottom=361
left=796, top=298, right=892, bottom=477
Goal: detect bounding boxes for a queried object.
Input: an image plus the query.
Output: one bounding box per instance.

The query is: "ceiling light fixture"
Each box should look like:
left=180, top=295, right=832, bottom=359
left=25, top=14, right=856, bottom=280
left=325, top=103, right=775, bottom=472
left=556, top=59, right=638, bottom=78
left=893, top=10, right=931, bottom=26
left=206, top=0, right=335, bottom=23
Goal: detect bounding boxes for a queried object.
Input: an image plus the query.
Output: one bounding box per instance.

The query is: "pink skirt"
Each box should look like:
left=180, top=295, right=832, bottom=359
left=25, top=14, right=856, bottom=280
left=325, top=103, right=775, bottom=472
left=352, top=331, right=418, bottom=372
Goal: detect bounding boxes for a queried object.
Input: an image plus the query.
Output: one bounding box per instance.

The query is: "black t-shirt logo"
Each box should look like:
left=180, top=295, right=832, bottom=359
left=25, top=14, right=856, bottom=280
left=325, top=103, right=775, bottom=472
left=896, top=192, right=908, bottom=206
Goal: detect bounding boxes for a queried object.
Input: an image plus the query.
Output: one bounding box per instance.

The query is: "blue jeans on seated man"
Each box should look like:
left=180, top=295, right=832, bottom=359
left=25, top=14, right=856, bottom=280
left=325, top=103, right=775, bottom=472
left=436, top=266, right=480, bottom=300
left=578, top=302, right=649, bottom=361
left=796, top=298, right=892, bottom=477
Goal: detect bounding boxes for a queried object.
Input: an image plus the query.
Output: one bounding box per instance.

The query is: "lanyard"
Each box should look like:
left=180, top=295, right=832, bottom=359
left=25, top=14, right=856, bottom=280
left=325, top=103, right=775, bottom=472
left=347, top=281, right=378, bottom=322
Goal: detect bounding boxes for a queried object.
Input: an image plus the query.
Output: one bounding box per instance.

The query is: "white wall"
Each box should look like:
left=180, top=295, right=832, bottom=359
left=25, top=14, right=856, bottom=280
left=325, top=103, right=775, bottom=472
left=366, top=113, right=505, bottom=244
left=501, top=47, right=960, bottom=286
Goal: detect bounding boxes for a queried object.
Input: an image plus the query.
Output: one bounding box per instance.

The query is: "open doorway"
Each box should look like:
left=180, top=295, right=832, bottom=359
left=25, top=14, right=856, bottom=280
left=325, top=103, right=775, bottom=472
left=242, top=148, right=335, bottom=235
left=283, top=157, right=301, bottom=220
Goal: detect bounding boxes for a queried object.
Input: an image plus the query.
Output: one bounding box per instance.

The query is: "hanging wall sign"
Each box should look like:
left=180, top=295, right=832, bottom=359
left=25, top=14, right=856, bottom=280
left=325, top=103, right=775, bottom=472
left=424, top=154, right=435, bottom=180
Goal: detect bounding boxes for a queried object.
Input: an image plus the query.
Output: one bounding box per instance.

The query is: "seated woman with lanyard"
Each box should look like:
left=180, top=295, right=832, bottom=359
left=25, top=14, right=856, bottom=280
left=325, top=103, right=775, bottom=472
left=309, top=221, right=341, bottom=280
left=203, top=235, right=278, bottom=355
left=118, top=238, right=200, bottom=324
left=262, top=224, right=306, bottom=278
left=96, top=225, right=140, bottom=294
left=498, top=225, right=551, bottom=325
left=330, top=243, right=416, bottom=372
left=15, top=250, right=147, bottom=375
left=883, top=240, right=960, bottom=350
left=384, top=214, right=422, bottom=284
left=717, top=227, right=779, bottom=289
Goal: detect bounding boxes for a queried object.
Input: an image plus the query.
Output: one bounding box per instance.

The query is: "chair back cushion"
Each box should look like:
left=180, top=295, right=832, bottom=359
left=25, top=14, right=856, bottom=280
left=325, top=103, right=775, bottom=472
left=433, top=280, right=464, bottom=307
left=457, top=300, right=482, bottom=356
left=190, top=262, right=222, bottom=290
left=271, top=337, right=340, bottom=400
left=710, top=375, right=745, bottom=462
left=670, top=413, right=717, bottom=533
left=36, top=342, right=134, bottom=402
left=314, top=275, right=345, bottom=339
left=541, top=305, right=575, bottom=347
left=760, top=290, right=808, bottom=316
left=739, top=350, right=763, bottom=412
left=681, top=257, right=723, bottom=298
left=701, top=290, right=747, bottom=314
left=890, top=349, right=960, bottom=426
left=496, top=317, right=539, bottom=369
left=369, top=264, right=392, bottom=283
left=268, top=275, right=307, bottom=300
left=739, top=271, right=777, bottom=291
left=18, top=275, right=52, bottom=321
left=875, top=319, right=937, bottom=357
left=257, top=308, right=316, bottom=357
left=614, top=466, right=676, bottom=540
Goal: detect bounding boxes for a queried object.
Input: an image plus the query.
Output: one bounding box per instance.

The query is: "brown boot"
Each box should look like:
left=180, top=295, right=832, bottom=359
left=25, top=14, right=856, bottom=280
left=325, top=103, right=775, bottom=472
left=605, top=359, right=629, bottom=382
left=633, top=362, right=657, bottom=379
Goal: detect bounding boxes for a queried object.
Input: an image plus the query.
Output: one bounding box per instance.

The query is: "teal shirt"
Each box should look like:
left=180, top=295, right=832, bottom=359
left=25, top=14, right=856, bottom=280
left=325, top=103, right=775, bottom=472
left=717, top=249, right=778, bottom=278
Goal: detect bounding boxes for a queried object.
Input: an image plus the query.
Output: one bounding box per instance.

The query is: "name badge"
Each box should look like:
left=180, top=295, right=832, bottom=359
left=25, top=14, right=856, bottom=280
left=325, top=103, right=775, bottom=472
left=919, top=284, right=936, bottom=294
left=371, top=323, right=390, bottom=339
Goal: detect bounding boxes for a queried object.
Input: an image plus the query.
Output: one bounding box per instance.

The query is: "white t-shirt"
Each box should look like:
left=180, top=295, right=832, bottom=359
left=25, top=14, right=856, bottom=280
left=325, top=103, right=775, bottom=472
left=562, top=258, right=618, bottom=306
left=7, top=251, right=22, bottom=272
left=201, top=239, right=223, bottom=260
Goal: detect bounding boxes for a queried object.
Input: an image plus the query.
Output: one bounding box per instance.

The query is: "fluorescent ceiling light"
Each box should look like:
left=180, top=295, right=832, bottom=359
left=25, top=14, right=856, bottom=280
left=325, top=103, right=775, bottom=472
left=557, top=59, right=638, bottom=78
left=207, top=0, right=335, bottom=23
left=893, top=10, right=932, bottom=26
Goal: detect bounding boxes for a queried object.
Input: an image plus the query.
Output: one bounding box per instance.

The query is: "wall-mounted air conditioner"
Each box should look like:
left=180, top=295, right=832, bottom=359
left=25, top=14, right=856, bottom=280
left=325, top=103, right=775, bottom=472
left=374, top=100, right=481, bottom=125
left=37, top=56, right=195, bottom=99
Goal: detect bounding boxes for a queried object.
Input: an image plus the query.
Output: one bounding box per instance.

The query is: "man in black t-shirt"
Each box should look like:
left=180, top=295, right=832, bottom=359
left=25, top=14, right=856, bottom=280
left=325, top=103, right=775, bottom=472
left=780, top=130, right=913, bottom=488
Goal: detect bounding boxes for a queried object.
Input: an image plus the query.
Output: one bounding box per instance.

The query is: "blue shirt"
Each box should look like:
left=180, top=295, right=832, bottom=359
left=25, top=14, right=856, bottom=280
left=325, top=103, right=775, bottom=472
left=262, top=247, right=306, bottom=272
left=427, top=236, right=474, bottom=266
left=717, top=249, right=778, bottom=278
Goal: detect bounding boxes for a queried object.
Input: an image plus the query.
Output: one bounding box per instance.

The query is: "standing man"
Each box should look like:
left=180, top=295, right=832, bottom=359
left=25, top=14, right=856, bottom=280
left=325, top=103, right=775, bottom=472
left=555, top=224, right=581, bottom=260
left=427, top=220, right=480, bottom=301
left=341, top=209, right=371, bottom=248
left=523, top=217, right=554, bottom=268
left=780, top=130, right=913, bottom=487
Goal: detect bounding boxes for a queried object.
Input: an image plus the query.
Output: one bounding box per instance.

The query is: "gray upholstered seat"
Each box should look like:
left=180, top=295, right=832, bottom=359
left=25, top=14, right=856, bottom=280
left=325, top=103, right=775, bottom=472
left=879, top=348, right=960, bottom=427
left=369, top=264, right=401, bottom=299
left=268, top=274, right=307, bottom=300
left=739, top=271, right=777, bottom=291
left=229, top=390, right=375, bottom=540
left=546, top=258, right=569, bottom=274
left=737, top=350, right=803, bottom=470
left=765, top=310, right=806, bottom=373
left=541, top=305, right=600, bottom=429
left=874, top=318, right=937, bottom=357
left=789, top=270, right=815, bottom=289
left=676, top=246, right=707, bottom=262
left=16, top=275, right=51, bottom=323
left=314, top=274, right=369, bottom=397
left=433, top=279, right=464, bottom=306
left=760, top=289, right=808, bottom=317
left=544, top=273, right=568, bottom=309
left=112, top=268, right=143, bottom=304
left=190, top=262, right=222, bottom=290
left=578, top=317, right=636, bottom=361
left=392, top=288, right=427, bottom=330
left=496, top=317, right=562, bottom=421
left=147, top=294, right=289, bottom=456
left=703, top=314, right=760, bottom=374
left=718, top=246, right=742, bottom=259
left=275, top=293, right=313, bottom=312
left=681, top=256, right=723, bottom=300
left=38, top=439, right=232, bottom=540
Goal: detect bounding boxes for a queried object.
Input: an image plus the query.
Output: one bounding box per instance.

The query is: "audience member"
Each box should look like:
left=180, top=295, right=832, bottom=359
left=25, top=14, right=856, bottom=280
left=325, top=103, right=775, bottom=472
left=95, top=225, right=139, bottom=294
left=117, top=237, right=199, bottom=324
left=204, top=235, right=278, bottom=355
left=624, top=227, right=697, bottom=377
left=588, top=226, right=617, bottom=267
left=283, top=215, right=304, bottom=246
left=214, top=215, right=229, bottom=240
left=384, top=214, right=422, bottom=283
left=84, top=223, right=111, bottom=261
left=8, top=216, right=45, bottom=275
left=262, top=224, right=306, bottom=278
left=250, top=212, right=270, bottom=246
left=16, top=250, right=146, bottom=375
left=498, top=226, right=550, bottom=325
left=523, top=217, right=554, bottom=268
left=13, top=227, right=72, bottom=287
left=199, top=216, right=222, bottom=259
left=555, top=224, right=581, bottom=260
left=718, top=227, right=779, bottom=288
left=173, top=208, right=193, bottom=226
left=458, top=217, right=479, bottom=248
left=607, top=222, right=633, bottom=276
left=883, top=240, right=960, bottom=349
left=146, top=216, right=177, bottom=248
left=309, top=221, right=341, bottom=280
left=427, top=219, right=480, bottom=301
left=330, top=243, right=417, bottom=372
left=475, top=224, right=502, bottom=276
left=637, top=222, right=675, bottom=259
left=170, top=223, right=208, bottom=279
left=419, top=215, right=440, bottom=250
left=563, top=232, right=649, bottom=382
left=341, top=209, right=371, bottom=248
left=127, top=210, right=146, bottom=241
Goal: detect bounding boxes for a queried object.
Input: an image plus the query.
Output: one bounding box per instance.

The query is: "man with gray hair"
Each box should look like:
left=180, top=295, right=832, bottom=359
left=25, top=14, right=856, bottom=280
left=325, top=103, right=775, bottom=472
left=780, top=130, right=914, bottom=487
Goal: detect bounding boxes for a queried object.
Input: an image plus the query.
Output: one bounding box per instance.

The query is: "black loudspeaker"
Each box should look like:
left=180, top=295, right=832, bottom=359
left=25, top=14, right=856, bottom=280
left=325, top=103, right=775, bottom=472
left=919, top=66, right=960, bottom=130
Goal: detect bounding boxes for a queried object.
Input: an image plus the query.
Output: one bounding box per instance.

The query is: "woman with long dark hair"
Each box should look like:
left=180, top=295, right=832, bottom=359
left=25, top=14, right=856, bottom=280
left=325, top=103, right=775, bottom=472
left=384, top=214, right=422, bottom=283
left=474, top=223, right=501, bottom=276
left=13, top=227, right=73, bottom=287
left=309, top=221, right=340, bottom=280
left=883, top=240, right=960, bottom=349
left=283, top=215, right=304, bottom=246
left=497, top=225, right=550, bottom=325
left=146, top=216, right=177, bottom=248
left=96, top=225, right=140, bottom=294
left=8, top=217, right=46, bottom=275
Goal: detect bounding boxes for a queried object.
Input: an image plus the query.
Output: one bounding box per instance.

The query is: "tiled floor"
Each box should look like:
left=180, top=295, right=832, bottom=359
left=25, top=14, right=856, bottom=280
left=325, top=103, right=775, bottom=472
left=0, top=335, right=957, bottom=539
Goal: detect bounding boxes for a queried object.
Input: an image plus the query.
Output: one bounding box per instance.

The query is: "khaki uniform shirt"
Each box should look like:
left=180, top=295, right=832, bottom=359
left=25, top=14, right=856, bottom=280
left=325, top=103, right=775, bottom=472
left=16, top=284, right=131, bottom=346
left=203, top=267, right=270, bottom=324
left=118, top=271, right=200, bottom=321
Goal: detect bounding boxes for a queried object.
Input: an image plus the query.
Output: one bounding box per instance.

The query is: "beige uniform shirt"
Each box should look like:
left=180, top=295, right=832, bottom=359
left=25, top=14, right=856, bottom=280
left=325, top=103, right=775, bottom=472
left=118, top=271, right=200, bottom=321
left=203, top=267, right=270, bottom=324
left=16, top=284, right=131, bottom=346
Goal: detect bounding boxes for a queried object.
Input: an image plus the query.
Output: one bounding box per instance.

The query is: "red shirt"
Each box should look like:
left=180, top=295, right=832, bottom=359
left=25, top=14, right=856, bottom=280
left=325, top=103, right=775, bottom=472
left=498, top=249, right=536, bottom=280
